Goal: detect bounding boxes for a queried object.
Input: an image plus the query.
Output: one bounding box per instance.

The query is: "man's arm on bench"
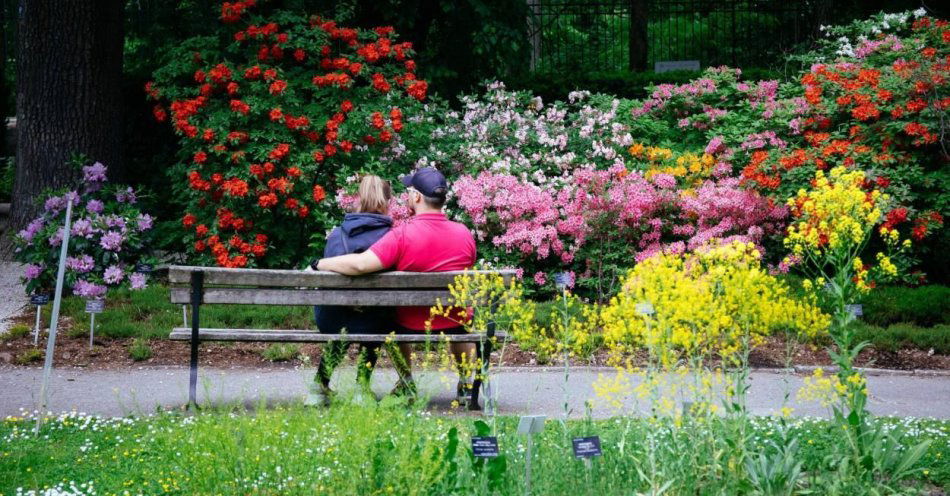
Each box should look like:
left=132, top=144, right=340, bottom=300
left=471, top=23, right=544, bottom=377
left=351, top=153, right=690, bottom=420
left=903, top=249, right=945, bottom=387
left=316, top=250, right=385, bottom=276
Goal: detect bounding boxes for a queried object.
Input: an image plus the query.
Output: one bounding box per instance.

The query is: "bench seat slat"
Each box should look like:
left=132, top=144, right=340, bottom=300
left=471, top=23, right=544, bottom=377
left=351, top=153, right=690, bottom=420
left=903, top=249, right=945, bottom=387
left=168, top=265, right=516, bottom=289
left=169, top=288, right=452, bottom=306
left=168, top=328, right=507, bottom=343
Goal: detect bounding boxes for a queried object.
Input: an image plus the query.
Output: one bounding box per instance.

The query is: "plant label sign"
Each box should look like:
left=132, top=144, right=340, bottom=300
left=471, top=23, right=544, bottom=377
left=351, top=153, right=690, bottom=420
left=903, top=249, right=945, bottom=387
left=85, top=299, right=105, bottom=314
left=134, top=263, right=153, bottom=274
left=655, top=60, right=700, bottom=73
left=846, top=304, right=863, bottom=317
left=572, top=436, right=603, bottom=459
left=30, top=294, right=50, bottom=306
left=471, top=436, right=499, bottom=458
left=517, top=415, right=546, bottom=435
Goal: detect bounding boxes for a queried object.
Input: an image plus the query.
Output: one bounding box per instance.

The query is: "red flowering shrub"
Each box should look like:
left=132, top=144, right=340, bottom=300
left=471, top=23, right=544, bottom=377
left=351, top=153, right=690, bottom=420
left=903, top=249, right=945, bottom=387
left=149, top=2, right=428, bottom=267
left=739, top=12, right=948, bottom=261
left=628, top=10, right=948, bottom=280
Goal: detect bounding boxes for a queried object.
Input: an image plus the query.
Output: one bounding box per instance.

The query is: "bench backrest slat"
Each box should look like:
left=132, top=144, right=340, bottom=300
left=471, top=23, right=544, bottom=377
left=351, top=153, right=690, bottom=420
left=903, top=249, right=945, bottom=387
left=167, top=265, right=515, bottom=289
left=170, top=288, right=453, bottom=306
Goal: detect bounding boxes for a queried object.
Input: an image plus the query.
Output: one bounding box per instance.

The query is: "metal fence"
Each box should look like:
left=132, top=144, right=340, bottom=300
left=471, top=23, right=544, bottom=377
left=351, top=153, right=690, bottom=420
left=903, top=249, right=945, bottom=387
left=527, top=0, right=839, bottom=72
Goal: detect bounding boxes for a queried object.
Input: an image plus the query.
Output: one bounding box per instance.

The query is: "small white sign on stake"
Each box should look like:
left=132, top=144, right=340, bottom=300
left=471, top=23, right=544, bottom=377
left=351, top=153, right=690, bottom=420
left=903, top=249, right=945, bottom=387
left=517, top=415, right=546, bottom=496
left=30, top=294, right=50, bottom=346
left=636, top=302, right=655, bottom=316
left=85, top=299, right=105, bottom=349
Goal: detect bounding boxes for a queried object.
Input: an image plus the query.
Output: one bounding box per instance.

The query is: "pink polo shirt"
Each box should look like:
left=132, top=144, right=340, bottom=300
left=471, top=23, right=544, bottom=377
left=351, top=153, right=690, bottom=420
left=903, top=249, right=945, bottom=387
left=369, top=212, right=476, bottom=330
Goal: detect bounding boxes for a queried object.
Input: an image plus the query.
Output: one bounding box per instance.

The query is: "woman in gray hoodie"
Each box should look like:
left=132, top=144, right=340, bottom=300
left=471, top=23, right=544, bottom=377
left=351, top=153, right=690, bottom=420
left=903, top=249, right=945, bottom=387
left=306, top=175, right=394, bottom=406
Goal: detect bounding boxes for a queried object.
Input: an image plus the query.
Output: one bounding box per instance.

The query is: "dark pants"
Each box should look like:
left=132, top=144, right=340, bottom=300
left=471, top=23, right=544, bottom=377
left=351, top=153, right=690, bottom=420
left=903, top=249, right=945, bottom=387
left=315, top=340, right=380, bottom=387
left=313, top=306, right=394, bottom=388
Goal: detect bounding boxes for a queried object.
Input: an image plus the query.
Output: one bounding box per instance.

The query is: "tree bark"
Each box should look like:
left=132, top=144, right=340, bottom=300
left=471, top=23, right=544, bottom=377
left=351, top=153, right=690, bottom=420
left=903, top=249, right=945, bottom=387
left=629, top=0, right=648, bottom=71
left=11, top=0, right=124, bottom=231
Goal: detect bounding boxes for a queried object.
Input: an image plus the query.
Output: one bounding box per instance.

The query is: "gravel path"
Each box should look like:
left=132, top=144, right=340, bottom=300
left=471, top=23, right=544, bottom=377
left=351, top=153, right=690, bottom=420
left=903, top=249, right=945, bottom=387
left=0, top=261, right=26, bottom=334
left=2, top=365, right=949, bottom=419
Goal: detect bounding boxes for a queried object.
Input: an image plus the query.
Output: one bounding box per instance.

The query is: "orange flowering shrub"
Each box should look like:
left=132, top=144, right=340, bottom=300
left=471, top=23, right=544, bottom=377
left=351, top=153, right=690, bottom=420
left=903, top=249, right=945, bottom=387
left=149, top=2, right=429, bottom=267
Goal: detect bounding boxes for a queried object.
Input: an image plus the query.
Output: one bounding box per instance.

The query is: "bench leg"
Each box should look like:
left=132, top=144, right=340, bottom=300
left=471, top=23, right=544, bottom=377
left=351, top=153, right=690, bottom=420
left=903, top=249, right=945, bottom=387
left=188, top=271, right=204, bottom=408
left=469, top=338, right=492, bottom=411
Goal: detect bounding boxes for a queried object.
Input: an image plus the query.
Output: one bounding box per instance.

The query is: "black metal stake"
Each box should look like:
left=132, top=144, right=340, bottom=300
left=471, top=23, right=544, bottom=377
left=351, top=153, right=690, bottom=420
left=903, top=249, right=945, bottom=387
left=470, top=317, right=496, bottom=412
left=188, top=271, right=204, bottom=408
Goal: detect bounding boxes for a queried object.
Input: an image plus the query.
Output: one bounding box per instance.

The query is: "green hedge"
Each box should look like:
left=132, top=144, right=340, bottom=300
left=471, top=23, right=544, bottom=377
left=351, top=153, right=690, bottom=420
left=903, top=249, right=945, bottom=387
left=505, top=68, right=782, bottom=102
left=853, top=323, right=950, bottom=355
left=859, top=285, right=950, bottom=327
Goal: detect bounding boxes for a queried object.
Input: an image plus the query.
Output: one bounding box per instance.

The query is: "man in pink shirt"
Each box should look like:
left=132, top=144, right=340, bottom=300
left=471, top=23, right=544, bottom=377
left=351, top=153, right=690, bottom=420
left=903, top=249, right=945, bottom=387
left=316, top=167, right=477, bottom=399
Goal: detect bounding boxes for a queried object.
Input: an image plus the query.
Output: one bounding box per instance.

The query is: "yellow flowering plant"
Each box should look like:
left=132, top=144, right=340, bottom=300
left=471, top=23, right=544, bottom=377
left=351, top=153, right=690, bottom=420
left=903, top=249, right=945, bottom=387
left=428, top=269, right=538, bottom=413
left=628, top=143, right=717, bottom=187
left=601, top=241, right=828, bottom=369
left=786, top=166, right=916, bottom=473
left=784, top=167, right=907, bottom=317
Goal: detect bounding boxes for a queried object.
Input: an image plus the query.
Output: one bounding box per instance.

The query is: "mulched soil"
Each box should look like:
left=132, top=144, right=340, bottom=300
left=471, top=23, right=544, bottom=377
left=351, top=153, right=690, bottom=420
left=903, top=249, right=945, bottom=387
left=2, top=310, right=949, bottom=371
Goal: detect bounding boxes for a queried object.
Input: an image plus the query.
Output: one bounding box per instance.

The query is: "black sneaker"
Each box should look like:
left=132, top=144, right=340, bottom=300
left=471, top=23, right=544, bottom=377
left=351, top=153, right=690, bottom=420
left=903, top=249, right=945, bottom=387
left=456, top=379, right=475, bottom=406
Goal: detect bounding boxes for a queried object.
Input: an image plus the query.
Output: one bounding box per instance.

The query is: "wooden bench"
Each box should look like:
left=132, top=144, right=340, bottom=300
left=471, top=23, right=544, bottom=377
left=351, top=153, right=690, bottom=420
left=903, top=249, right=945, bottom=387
left=167, top=265, right=513, bottom=410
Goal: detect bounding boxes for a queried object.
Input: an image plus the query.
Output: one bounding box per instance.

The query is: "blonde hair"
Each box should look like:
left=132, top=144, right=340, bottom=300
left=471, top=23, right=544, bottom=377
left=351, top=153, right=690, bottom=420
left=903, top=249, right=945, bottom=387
left=356, top=175, right=392, bottom=214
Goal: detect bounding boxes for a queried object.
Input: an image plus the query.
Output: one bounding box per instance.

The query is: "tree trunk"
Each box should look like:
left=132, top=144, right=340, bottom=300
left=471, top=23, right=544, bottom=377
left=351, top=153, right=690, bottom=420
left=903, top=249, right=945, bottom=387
left=11, top=0, right=124, bottom=232
left=629, top=0, right=648, bottom=71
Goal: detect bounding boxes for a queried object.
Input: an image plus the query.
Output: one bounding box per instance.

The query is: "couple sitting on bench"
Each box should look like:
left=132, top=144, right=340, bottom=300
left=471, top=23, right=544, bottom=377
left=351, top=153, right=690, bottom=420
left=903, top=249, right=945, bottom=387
left=307, top=167, right=477, bottom=406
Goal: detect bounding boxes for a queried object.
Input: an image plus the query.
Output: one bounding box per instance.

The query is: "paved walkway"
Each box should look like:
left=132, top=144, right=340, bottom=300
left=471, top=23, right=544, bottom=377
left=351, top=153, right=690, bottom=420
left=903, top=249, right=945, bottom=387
left=2, top=365, right=949, bottom=418
left=0, top=261, right=27, bottom=335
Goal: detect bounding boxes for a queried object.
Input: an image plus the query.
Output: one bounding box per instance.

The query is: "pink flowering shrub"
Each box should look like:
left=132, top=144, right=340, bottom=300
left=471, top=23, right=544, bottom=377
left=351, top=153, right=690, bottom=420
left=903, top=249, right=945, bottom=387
left=408, top=82, right=791, bottom=297
left=452, top=166, right=784, bottom=299
left=625, top=66, right=809, bottom=179
left=13, top=160, right=154, bottom=298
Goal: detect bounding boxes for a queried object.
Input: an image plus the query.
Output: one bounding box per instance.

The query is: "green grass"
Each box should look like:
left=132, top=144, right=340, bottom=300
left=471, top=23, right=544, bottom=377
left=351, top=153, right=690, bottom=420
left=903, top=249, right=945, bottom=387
left=46, top=285, right=314, bottom=339
left=858, top=285, right=950, bottom=328
left=1, top=405, right=948, bottom=495
left=853, top=322, right=950, bottom=355
left=2, top=324, right=31, bottom=341
left=260, top=343, right=301, bottom=362
left=13, top=349, right=42, bottom=365
left=128, top=338, right=153, bottom=361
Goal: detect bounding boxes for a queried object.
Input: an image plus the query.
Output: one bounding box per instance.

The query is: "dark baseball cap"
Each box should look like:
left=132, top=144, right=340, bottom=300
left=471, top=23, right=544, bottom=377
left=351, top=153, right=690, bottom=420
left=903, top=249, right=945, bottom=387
left=401, top=167, right=448, bottom=197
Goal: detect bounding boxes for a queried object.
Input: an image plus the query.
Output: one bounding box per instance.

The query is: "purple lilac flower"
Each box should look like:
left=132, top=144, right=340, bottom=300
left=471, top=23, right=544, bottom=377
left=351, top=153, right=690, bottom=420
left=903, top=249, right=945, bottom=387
left=72, top=279, right=107, bottom=299
left=533, top=271, right=546, bottom=286
left=44, top=196, right=66, bottom=213
left=104, top=215, right=127, bottom=231
left=17, top=218, right=45, bottom=244
left=66, top=255, right=95, bottom=273
left=24, top=264, right=44, bottom=280
left=70, top=218, right=95, bottom=238
left=115, top=187, right=137, bottom=204
left=136, top=214, right=154, bottom=231
left=103, top=265, right=124, bottom=285
left=64, top=191, right=80, bottom=207
left=48, top=228, right=64, bottom=247
left=86, top=199, right=104, bottom=214
left=129, top=272, right=148, bottom=290
left=100, top=231, right=124, bottom=251
left=45, top=192, right=81, bottom=214
left=560, top=270, right=576, bottom=289
left=82, top=162, right=108, bottom=183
